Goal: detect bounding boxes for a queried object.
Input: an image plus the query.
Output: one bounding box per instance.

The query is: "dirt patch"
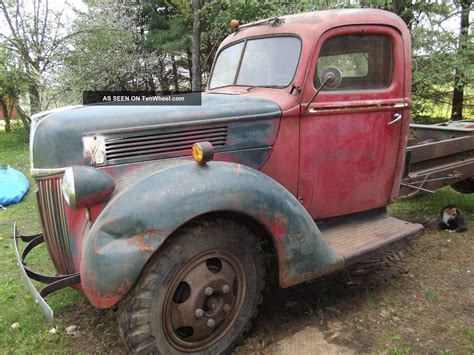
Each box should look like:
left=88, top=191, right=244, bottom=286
left=265, top=324, right=355, bottom=354
left=235, top=229, right=473, bottom=354
left=56, top=299, right=124, bottom=354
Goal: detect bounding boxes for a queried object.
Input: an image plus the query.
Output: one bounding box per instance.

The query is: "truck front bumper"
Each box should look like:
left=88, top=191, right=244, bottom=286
left=12, top=223, right=81, bottom=322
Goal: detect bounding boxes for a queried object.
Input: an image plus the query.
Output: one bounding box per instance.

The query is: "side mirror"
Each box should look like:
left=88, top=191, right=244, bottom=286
left=302, top=65, right=343, bottom=117
left=319, top=66, right=342, bottom=89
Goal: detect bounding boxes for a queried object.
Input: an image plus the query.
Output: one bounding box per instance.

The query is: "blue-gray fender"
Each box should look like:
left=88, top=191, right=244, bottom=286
left=80, top=160, right=339, bottom=308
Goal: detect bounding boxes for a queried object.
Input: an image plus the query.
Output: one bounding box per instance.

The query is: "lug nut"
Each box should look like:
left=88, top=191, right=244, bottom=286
left=207, top=319, right=216, bottom=328
left=204, top=287, right=214, bottom=296
left=222, top=304, right=231, bottom=313
left=222, top=284, right=230, bottom=294
left=194, top=308, right=204, bottom=318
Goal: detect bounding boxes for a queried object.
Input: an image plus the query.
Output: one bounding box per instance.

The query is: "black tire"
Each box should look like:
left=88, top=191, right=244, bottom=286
left=451, top=177, right=474, bottom=194
left=118, top=220, right=265, bottom=354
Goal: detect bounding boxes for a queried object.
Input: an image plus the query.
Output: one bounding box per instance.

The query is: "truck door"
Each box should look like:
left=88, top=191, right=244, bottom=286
left=298, top=26, right=409, bottom=219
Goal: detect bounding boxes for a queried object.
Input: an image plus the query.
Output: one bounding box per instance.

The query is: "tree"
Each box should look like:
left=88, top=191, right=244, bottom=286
left=60, top=0, right=170, bottom=101
left=0, top=44, right=29, bottom=131
left=0, top=0, right=71, bottom=118
left=451, top=0, right=472, bottom=120
left=191, top=0, right=202, bottom=91
left=144, top=0, right=193, bottom=90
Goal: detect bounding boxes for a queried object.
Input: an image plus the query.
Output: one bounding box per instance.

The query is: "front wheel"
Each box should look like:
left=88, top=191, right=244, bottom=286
left=451, top=177, right=474, bottom=194
left=118, top=220, right=265, bottom=354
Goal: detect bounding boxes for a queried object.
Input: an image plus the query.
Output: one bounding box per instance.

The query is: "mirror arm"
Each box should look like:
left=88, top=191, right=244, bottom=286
left=301, top=76, right=330, bottom=117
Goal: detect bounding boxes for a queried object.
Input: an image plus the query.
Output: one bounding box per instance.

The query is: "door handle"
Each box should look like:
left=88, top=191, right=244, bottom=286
left=388, top=113, right=402, bottom=125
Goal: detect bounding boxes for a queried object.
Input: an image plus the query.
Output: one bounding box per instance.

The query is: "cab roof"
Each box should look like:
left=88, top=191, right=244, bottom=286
left=218, top=9, right=408, bottom=49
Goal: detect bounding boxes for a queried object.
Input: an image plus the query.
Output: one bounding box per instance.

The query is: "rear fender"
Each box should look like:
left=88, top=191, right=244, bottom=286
left=81, top=160, right=339, bottom=308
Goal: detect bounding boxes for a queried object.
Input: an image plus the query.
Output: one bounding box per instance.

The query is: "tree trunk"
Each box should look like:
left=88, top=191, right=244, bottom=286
left=185, top=49, right=193, bottom=90
left=29, top=83, right=41, bottom=115
left=1, top=100, right=12, bottom=132
left=191, top=0, right=202, bottom=92
left=172, top=56, right=180, bottom=92
left=16, top=103, right=31, bottom=130
left=451, top=0, right=471, bottom=121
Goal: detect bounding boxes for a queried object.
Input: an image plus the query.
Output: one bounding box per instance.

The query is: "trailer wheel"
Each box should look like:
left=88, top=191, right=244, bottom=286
left=451, top=178, right=474, bottom=194
left=118, top=220, right=265, bottom=354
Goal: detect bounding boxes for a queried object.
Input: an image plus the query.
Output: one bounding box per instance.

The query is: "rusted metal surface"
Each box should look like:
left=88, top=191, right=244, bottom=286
left=399, top=161, right=474, bottom=199
left=31, top=95, right=281, bottom=170
left=408, top=123, right=474, bottom=143
left=322, top=213, right=423, bottom=265
left=399, top=128, right=474, bottom=199
left=408, top=135, right=474, bottom=163
left=80, top=160, right=338, bottom=307
left=163, top=250, right=244, bottom=351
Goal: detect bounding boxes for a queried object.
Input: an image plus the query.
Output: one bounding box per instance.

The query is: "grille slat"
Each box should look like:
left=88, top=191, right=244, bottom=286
left=37, top=177, right=76, bottom=275
left=106, top=139, right=227, bottom=159
left=106, top=135, right=227, bottom=155
left=105, top=132, right=228, bottom=150
left=105, top=127, right=228, bottom=146
left=104, top=126, right=228, bottom=163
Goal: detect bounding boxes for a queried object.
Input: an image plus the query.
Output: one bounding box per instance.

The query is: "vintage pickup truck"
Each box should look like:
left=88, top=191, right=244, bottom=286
left=13, top=9, right=473, bottom=354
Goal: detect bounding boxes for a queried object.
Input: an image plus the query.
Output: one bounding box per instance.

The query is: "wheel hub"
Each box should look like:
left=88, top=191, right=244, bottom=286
left=163, top=251, right=246, bottom=352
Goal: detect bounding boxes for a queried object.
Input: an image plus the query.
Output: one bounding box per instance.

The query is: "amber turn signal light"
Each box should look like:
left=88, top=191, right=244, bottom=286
left=231, top=19, right=239, bottom=29
left=192, top=142, right=214, bottom=164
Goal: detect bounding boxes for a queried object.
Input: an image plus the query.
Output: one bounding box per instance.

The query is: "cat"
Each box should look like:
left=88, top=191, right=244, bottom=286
left=439, top=204, right=469, bottom=232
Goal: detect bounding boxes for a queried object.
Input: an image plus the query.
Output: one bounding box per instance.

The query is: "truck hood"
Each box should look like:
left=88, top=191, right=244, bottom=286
left=31, top=93, right=281, bottom=172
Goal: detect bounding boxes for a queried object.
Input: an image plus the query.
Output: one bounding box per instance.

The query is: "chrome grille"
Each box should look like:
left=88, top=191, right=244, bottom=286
left=36, top=176, right=76, bottom=274
left=104, top=126, right=228, bottom=163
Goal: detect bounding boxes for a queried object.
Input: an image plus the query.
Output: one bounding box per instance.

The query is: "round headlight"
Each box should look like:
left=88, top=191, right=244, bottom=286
left=61, top=166, right=115, bottom=209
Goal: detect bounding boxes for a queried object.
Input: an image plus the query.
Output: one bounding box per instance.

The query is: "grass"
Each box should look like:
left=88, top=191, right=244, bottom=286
left=0, top=129, right=84, bottom=353
left=0, top=128, right=473, bottom=353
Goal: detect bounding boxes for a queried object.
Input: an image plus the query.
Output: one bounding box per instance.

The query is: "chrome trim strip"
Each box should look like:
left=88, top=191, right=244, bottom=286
left=31, top=167, right=67, bottom=177
left=36, top=178, right=76, bottom=274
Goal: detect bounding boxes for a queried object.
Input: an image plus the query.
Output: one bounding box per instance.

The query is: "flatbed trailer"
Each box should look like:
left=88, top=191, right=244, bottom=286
left=399, top=119, right=474, bottom=199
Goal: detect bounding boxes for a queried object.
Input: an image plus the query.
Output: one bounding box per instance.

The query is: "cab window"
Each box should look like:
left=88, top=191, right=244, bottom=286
left=315, top=34, right=393, bottom=91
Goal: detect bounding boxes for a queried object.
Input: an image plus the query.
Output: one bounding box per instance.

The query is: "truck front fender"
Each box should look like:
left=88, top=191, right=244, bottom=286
left=81, top=160, right=339, bottom=308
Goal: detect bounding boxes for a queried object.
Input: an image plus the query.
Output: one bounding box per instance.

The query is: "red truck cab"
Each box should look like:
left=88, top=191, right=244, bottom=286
left=209, top=9, right=412, bottom=218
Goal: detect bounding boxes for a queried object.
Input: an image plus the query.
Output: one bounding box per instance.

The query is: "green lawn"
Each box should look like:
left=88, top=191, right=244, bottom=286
left=0, top=129, right=472, bottom=353
left=0, top=130, right=84, bottom=353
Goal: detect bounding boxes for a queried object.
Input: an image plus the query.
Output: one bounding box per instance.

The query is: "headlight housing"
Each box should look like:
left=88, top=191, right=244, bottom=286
left=62, top=168, right=76, bottom=207
left=61, top=166, right=115, bottom=209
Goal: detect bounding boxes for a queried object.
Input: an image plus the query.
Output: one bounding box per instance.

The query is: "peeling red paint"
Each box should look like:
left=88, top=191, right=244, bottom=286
left=271, top=218, right=288, bottom=239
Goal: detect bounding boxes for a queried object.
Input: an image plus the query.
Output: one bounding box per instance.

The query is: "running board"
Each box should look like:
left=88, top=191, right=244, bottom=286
left=319, top=212, right=424, bottom=266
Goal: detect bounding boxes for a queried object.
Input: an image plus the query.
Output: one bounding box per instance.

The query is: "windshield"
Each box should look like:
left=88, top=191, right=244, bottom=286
left=209, top=36, right=301, bottom=89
